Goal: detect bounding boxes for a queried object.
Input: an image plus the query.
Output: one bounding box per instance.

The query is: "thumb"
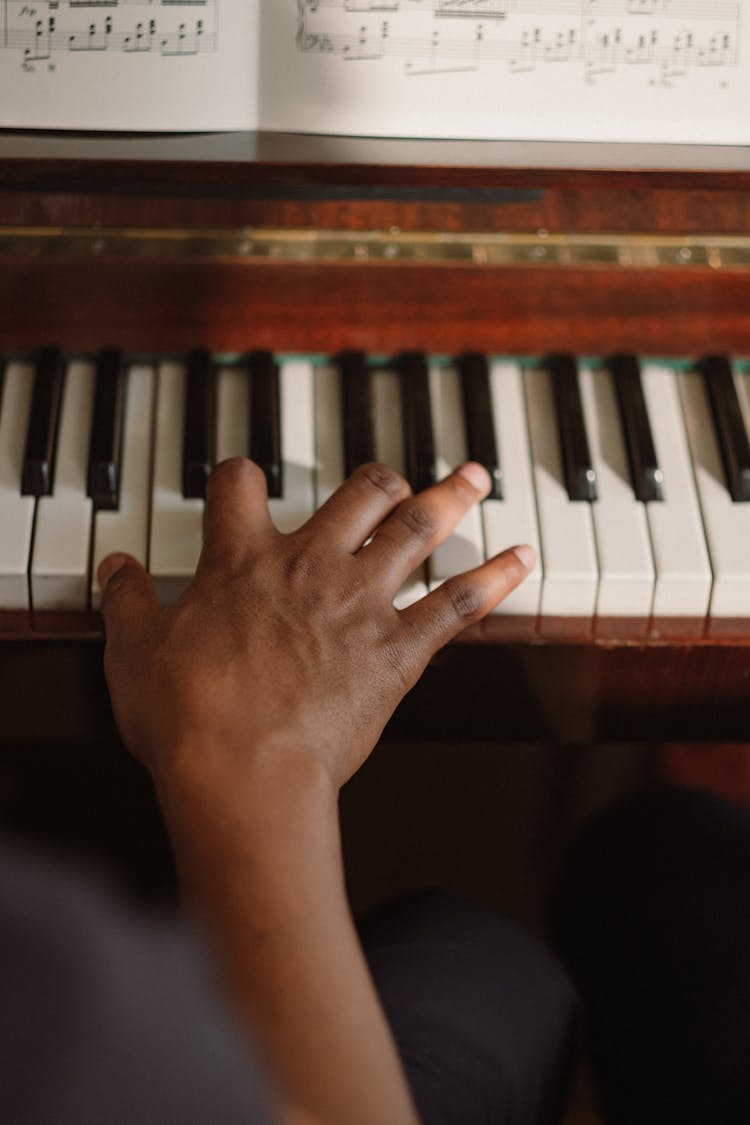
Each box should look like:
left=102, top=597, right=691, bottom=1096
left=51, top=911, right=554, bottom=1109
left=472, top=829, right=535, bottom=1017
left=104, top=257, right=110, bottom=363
left=98, top=553, right=160, bottom=647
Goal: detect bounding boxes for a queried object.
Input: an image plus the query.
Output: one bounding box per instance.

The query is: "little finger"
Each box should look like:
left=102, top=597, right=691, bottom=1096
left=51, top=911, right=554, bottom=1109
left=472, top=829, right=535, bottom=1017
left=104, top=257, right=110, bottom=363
left=396, top=545, right=536, bottom=662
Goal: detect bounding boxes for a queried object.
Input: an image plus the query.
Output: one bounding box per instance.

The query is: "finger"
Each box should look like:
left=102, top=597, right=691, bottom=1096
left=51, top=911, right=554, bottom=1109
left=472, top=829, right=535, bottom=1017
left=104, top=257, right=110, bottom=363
left=200, top=458, right=276, bottom=569
left=357, top=462, right=490, bottom=592
left=397, top=545, right=535, bottom=662
left=308, top=462, right=412, bottom=552
left=98, top=552, right=160, bottom=650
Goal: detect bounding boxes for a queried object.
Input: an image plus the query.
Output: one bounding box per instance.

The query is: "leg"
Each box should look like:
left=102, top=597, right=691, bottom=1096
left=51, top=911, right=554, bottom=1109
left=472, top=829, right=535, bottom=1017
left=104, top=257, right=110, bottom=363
left=360, top=891, right=580, bottom=1125
left=550, top=786, right=750, bottom=1125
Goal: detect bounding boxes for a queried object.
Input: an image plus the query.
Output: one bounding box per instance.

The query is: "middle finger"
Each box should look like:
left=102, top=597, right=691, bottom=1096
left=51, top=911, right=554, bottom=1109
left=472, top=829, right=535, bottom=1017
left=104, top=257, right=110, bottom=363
left=357, top=462, right=490, bottom=591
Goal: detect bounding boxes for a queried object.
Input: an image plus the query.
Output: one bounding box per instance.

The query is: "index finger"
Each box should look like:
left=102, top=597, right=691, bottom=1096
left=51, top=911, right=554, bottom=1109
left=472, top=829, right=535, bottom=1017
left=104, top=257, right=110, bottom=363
left=199, top=458, right=277, bottom=571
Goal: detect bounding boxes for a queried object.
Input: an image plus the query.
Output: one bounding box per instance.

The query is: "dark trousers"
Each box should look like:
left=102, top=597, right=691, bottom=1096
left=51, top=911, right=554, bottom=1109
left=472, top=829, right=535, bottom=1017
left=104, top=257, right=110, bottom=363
left=361, top=893, right=580, bottom=1125
left=550, top=787, right=750, bottom=1125
left=4, top=785, right=749, bottom=1125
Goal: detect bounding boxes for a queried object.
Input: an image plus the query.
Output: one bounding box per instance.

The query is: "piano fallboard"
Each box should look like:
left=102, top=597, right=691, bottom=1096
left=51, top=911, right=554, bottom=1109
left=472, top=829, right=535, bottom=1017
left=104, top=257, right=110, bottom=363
left=2, top=225, right=750, bottom=355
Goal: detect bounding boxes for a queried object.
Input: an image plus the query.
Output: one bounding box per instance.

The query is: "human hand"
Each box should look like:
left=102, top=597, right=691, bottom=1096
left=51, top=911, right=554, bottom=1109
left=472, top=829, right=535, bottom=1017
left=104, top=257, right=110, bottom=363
left=98, top=458, right=533, bottom=795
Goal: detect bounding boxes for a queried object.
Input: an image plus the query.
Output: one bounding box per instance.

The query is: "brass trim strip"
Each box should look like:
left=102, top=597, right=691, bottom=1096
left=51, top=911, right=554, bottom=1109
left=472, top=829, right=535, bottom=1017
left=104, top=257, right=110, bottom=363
left=1, top=227, right=749, bottom=269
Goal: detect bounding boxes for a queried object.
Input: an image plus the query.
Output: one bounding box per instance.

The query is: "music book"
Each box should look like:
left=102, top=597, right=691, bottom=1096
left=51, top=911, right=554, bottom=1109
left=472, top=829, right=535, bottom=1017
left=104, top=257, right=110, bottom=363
left=1, top=1, right=748, bottom=145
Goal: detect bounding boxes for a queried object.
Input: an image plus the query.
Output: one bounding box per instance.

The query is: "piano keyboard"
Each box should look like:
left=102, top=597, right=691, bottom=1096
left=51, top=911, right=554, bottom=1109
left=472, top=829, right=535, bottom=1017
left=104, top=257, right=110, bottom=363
left=2, top=349, right=750, bottom=624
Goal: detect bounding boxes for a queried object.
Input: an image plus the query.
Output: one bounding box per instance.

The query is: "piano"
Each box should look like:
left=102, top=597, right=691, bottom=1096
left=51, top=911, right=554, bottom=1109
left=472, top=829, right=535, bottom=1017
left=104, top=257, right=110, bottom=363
left=3, top=131, right=750, bottom=744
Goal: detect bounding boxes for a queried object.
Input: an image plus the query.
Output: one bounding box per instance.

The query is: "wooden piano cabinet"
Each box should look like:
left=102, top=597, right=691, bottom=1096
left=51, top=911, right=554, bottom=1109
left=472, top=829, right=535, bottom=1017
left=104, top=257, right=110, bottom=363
left=2, top=138, right=750, bottom=743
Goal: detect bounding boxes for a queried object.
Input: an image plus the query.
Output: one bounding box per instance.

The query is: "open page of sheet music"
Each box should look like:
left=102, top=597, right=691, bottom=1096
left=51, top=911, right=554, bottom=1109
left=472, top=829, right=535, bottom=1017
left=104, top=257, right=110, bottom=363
left=0, top=0, right=258, bottom=130
left=260, top=1, right=750, bottom=144
left=1, top=1, right=749, bottom=142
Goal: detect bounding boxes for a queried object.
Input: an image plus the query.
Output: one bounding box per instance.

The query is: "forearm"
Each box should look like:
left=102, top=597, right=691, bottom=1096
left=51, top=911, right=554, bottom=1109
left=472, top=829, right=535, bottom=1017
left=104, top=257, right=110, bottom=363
left=98, top=462, right=529, bottom=1123
left=154, top=745, right=419, bottom=1125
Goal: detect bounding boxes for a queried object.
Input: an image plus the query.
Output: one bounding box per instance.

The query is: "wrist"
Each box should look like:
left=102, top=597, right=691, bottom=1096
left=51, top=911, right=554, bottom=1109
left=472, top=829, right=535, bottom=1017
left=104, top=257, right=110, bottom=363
left=152, top=734, right=339, bottom=853
left=154, top=737, right=348, bottom=948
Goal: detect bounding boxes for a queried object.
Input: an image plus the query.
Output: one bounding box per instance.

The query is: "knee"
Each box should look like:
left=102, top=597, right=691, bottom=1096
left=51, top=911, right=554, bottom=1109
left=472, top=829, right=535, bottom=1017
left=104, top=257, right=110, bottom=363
left=549, top=787, right=750, bottom=1125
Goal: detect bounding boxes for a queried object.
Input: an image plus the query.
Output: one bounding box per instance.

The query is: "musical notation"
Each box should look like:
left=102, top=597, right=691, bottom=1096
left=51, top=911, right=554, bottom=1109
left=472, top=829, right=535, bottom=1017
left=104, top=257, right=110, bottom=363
left=0, top=0, right=217, bottom=68
left=297, top=0, right=741, bottom=85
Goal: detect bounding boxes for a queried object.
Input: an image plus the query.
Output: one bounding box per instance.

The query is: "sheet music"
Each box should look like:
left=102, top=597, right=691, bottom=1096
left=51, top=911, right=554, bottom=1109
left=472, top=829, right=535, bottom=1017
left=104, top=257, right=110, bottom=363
left=259, top=1, right=750, bottom=144
left=2, top=1, right=749, bottom=140
left=0, top=0, right=258, bottom=129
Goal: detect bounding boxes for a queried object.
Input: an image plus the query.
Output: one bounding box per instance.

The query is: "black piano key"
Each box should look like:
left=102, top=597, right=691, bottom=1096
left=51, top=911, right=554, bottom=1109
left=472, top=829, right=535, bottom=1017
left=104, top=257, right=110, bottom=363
left=398, top=352, right=436, bottom=493
left=548, top=353, right=598, bottom=502
left=21, top=346, right=64, bottom=497
left=700, top=354, right=750, bottom=503
left=457, top=352, right=503, bottom=500
left=87, top=347, right=126, bottom=510
left=182, top=348, right=215, bottom=500
left=609, top=353, right=664, bottom=503
left=249, top=350, right=282, bottom=499
left=339, top=351, right=375, bottom=476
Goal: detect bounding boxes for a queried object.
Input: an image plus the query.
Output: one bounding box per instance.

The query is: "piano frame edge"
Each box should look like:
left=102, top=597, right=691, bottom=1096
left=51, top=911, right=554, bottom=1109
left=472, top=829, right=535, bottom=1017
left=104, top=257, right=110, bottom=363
left=3, top=611, right=750, bottom=647
left=3, top=618, right=750, bottom=744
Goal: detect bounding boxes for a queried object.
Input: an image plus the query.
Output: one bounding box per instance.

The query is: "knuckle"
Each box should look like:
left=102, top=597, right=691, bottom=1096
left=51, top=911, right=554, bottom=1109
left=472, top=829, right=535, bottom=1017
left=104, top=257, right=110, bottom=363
left=356, top=461, right=409, bottom=501
left=445, top=579, right=484, bottom=622
left=395, top=500, right=437, bottom=542
left=382, top=632, right=423, bottom=693
left=281, top=538, right=321, bottom=584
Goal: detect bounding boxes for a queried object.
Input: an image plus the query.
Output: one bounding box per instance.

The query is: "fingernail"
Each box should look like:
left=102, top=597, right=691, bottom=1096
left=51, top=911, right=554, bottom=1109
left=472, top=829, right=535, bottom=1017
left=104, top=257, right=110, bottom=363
left=457, top=462, right=491, bottom=494
left=513, top=544, right=537, bottom=571
left=98, top=553, right=128, bottom=591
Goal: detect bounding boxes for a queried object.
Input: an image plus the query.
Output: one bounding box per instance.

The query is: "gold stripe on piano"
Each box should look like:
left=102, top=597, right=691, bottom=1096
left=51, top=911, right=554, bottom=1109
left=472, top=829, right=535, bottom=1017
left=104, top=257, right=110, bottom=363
left=1, top=227, right=750, bottom=271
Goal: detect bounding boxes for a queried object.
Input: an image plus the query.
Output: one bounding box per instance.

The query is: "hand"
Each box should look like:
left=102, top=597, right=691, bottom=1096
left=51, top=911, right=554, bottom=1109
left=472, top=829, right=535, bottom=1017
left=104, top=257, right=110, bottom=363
left=98, top=458, right=533, bottom=794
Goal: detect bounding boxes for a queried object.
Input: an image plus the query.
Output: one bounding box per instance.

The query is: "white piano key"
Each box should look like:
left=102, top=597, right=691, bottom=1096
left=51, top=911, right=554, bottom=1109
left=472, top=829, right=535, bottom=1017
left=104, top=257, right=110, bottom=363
left=314, top=363, right=345, bottom=506
left=484, top=361, right=542, bottom=616
left=0, top=363, right=36, bottom=609
left=31, top=361, right=95, bottom=611
left=149, top=362, right=203, bottom=606
left=524, top=365, right=598, bottom=616
left=372, top=365, right=428, bottom=609
left=578, top=364, right=654, bottom=616
left=641, top=365, right=712, bottom=616
left=428, top=363, right=485, bottom=589
left=91, top=365, right=155, bottom=610
left=735, top=366, right=750, bottom=435
left=215, top=364, right=250, bottom=463
left=271, top=359, right=315, bottom=533
left=372, top=365, right=405, bottom=474
left=679, top=368, right=750, bottom=617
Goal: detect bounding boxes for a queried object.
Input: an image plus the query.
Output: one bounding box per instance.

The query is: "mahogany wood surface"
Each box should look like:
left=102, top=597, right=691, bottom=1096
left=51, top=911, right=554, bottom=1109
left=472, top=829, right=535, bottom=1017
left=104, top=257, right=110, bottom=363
left=2, top=173, right=750, bottom=233
left=2, top=154, right=750, bottom=352
left=2, top=259, right=750, bottom=354
left=3, top=137, right=750, bottom=233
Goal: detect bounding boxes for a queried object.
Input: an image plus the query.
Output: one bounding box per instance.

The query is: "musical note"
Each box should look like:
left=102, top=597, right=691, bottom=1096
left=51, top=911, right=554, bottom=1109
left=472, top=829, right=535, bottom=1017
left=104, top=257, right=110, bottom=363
left=1, top=0, right=217, bottom=68
left=296, top=0, right=741, bottom=87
